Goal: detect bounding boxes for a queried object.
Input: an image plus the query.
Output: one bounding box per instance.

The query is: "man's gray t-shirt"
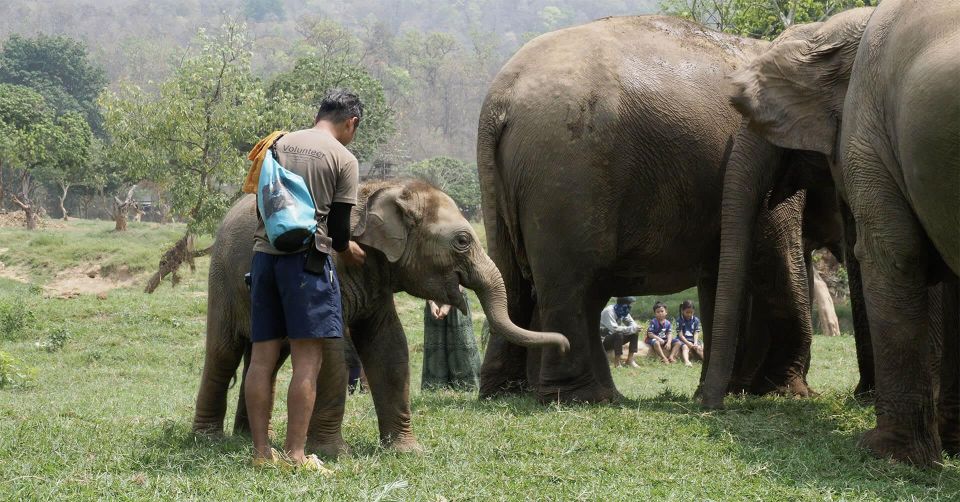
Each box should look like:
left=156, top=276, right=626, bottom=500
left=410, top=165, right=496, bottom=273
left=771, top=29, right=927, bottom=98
left=253, top=128, right=359, bottom=255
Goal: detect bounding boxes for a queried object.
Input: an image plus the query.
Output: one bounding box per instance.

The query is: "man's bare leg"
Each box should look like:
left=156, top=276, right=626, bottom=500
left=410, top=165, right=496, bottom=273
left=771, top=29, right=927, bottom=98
left=285, top=338, right=324, bottom=463
left=246, top=339, right=284, bottom=461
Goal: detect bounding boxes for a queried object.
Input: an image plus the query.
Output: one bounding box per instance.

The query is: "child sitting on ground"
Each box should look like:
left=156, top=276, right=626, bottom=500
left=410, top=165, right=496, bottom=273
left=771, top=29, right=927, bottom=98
left=670, top=299, right=704, bottom=367
left=646, top=301, right=673, bottom=364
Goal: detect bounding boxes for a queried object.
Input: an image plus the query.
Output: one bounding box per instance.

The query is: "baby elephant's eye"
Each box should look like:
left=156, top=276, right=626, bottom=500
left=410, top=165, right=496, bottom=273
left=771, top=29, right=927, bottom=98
left=453, top=231, right=472, bottom=251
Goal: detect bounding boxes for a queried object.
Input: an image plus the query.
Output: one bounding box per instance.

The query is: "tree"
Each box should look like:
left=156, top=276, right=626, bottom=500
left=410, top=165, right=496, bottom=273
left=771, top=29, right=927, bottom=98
left=102, top=22, right=297, bottom=289
left=0, top=34, right=108, bottom=134
left=401, top=156, right=481, bottom=219
left=268, top=57, right=395, bottom=163
left=660, top=0, right=875, bottom=39
left=0, top=83, right=56, bottom=229
left=34, top=112, right=93, bottom=220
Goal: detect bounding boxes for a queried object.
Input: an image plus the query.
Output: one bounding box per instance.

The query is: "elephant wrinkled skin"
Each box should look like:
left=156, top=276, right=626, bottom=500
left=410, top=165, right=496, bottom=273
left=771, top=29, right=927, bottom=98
left=708, top=0, right=959, bottom=466
left=477, top=16, right=830, bottom=404
left=192, top=179, right=567, bottom=456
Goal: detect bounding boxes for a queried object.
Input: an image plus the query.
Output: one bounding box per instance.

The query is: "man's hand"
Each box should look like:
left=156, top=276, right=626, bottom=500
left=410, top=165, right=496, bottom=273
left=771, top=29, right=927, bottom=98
left=339, top=240, right=366, bottom=267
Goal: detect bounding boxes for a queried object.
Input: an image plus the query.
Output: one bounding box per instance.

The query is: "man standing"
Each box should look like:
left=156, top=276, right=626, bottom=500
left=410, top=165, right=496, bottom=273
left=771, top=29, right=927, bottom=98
left=246, top=89, right=366, bottom=469
left=599, top=297, right=641, bottom=368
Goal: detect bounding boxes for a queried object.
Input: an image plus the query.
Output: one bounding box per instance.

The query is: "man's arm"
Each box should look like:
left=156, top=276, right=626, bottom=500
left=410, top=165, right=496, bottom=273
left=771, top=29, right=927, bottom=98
left=599, top=308, right=619, bottom=335
left=328, top=202, right=353, bottom=252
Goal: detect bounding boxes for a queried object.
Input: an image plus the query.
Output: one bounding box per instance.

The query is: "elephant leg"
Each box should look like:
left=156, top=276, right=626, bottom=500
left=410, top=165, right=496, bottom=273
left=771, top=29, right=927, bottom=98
left=234, top=343, right=289, bottom=437
left=843, top=200, right=876, bottom=398
left=936, top=279, right=960, bottom=455
left=478, top=261, right=534, bottom=398
left=192, top=333, right=246, bottom=436
left=731, top=296, right=767, bottom=394
left=479, top=333, right=529, bottom=397
left=352, top=307, right=421, bottom=452
left=852, top=170, right=939, bottom=466
left=306, top=337, right=350, bottom=458
left=695, top=271, right=717, bottom=396
left=535, top=285, right=620, bottom=404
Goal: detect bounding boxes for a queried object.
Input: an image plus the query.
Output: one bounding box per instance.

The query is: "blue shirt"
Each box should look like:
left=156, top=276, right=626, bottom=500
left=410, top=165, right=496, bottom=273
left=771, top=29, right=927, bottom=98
left=675, top=315, right=701, bottom=342
left=647, top=318, right=671, bottom=340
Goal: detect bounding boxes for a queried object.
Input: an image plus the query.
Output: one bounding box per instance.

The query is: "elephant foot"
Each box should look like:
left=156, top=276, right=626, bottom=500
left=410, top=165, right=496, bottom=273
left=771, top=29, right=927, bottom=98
left=307, top=437, right=351, bottom=459
left=536, top=381, right=622, bottom=404
left=479, top=377, right=530, bottom=399
left=858, top=426, right=941, bottom=467
left=191, top=423, right=225, bottom=438
left=854, top=379, right=876, bottom=400
left=748, top=374, right=813, bottom=398
left=383, top=434, right=424, bottom=454
left=939, top=420, right=960, bottom=457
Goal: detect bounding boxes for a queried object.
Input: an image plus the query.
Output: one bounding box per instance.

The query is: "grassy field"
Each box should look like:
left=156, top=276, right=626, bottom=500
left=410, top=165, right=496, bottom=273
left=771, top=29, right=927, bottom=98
left=1, top=218, right=958, bottom=500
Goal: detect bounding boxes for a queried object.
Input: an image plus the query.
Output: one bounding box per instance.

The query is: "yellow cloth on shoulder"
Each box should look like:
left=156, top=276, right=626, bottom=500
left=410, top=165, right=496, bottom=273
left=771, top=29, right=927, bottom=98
left=242, top=130, right=287, bottom=194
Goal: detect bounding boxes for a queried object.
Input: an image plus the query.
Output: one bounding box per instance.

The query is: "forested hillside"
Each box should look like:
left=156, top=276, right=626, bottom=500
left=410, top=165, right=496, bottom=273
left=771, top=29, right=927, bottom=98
left=0, top=0, right=659, bottom=162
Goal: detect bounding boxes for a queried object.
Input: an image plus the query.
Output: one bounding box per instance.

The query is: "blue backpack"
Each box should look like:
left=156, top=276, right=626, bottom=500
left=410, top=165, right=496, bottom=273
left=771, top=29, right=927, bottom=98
left=257, top=149, right=317, bottom=252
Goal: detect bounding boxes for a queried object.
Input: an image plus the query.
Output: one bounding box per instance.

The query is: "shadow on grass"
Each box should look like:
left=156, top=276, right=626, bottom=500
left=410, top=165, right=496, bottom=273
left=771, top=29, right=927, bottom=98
left=415, top=388, right=960, bottom=496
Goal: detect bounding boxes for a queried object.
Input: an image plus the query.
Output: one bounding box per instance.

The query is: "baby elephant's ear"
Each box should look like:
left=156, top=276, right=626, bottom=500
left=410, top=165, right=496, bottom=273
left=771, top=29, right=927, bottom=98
left=353, top=186, right=408, bottom=262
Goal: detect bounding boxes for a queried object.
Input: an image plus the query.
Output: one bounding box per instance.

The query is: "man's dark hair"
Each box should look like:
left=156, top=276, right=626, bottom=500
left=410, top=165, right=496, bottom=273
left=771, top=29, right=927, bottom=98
left=315, top=89, right=364, bottom=125
left=653, top=301, right=667, bottom=313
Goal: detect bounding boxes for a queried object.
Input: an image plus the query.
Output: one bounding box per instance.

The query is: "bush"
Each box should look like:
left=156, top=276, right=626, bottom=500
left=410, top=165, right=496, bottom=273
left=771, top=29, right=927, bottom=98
left=36, top=328, right=69, bottom=352
left=0, top=350, right=33, bottom=389
left=0, top=297, right=37, bottom=340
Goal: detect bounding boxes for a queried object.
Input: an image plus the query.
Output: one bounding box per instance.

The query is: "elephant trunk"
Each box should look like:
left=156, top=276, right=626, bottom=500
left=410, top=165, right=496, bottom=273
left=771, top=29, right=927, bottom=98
left=701, top=126, right=781, bottom=409
left=464, top=250, right=570, bottom=353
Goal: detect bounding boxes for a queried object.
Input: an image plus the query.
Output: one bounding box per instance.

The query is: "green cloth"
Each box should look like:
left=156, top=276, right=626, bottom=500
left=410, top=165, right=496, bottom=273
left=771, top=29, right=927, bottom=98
left=421, top=290, right=481, bottom=391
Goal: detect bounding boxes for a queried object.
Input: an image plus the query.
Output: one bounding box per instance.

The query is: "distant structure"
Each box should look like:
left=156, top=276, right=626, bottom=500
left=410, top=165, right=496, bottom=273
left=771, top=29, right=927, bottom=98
left=360, top=158, right=397, bottom=181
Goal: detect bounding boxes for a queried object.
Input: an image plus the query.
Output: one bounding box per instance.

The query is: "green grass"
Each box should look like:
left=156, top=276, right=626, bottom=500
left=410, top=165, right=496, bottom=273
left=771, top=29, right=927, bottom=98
left=1, top=219, right=958, bottom=500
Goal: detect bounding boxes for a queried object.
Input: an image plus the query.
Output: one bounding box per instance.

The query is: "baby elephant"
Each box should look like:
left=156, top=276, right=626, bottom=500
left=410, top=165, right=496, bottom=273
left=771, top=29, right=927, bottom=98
left=192, top=179, right=568, bottom=456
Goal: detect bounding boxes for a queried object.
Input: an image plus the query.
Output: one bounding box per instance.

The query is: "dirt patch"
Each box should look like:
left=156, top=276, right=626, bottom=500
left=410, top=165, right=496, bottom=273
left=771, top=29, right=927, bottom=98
left=0, top=211, right=66, bottom=229
left=43, top=264, right=136, bottom=299
left=0, top=258, right=29, bottom=283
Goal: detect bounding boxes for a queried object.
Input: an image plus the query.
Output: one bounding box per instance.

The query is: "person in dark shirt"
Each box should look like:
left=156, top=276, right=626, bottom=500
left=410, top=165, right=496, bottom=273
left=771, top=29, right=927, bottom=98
left=670, top=299, right=704, bottom=366
left=646, top=301, right=673, bottom=364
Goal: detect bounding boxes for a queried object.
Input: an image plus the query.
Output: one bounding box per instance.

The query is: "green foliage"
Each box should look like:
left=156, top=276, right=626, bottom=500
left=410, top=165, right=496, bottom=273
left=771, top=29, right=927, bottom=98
left=102, top=23, right=292, bottom=236
left=267, top=56, right=395, bottom=163
left=0, top=350, right=33, bottom=389
left=0, top=34, right=108, bottom=133
left=36, top=327, right=69, bottom=353
left=660, top=0, right=875, bottom=40
left=0, top=296, right=36, bottom=341
left=244, top=0, right=284, bottom=22
left=400, top=156, right=481, bottom=217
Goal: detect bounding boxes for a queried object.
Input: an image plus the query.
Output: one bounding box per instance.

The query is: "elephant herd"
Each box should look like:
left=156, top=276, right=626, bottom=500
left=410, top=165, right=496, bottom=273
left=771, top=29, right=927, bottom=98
left=193, top=0, right=957, bottom=468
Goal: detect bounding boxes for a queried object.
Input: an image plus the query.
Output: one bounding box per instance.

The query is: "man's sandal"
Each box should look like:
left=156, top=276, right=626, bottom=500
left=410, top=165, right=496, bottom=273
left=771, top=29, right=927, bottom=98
left=297, top=454, right=334, bottom=476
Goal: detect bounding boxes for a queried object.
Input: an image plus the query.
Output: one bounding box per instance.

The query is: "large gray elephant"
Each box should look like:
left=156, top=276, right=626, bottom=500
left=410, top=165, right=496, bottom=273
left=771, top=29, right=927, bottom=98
left=477, top=15, right=832, bottom=403
left=705, top=0, right=959, bottom=466
left=192, top=179, right=568, bottom=456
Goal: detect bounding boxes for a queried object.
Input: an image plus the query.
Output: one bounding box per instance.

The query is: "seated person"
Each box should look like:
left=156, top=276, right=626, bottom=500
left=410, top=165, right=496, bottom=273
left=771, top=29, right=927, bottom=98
left=670, top=299, right=704, bottom=367
left=599, top=297, right=641, bottom=368
left=646, top=301, right=673, bottom=364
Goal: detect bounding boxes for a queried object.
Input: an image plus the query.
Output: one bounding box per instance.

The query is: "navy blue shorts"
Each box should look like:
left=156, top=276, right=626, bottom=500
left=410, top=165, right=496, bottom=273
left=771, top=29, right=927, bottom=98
left=250, top=251, right=344, bottom=343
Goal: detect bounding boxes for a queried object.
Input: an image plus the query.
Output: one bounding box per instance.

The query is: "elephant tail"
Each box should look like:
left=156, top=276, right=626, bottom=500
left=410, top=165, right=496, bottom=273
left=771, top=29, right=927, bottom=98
left=476, top=92, right=537, bottom=331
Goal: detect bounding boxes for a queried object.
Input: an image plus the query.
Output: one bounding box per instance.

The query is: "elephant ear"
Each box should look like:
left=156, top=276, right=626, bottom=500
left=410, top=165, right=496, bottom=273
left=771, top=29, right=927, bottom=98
left=730, top=7, right=873, bottom=156
left=352, top=184, right=423, bottom=263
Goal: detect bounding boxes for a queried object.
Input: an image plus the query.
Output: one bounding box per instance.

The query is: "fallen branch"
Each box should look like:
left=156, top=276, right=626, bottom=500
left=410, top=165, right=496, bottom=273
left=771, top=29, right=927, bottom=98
left=144, top=232, right=197, bottom=293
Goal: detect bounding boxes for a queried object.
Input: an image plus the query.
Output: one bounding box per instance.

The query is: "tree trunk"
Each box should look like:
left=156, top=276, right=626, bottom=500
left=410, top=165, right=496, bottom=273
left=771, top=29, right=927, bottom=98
left=812, top=268, right=841, bottom=336
left=113, top=185, right=137, bottom=232
left=114, top=210, right=127, bottom=231
left=59, top=182, right=71, bottom=221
